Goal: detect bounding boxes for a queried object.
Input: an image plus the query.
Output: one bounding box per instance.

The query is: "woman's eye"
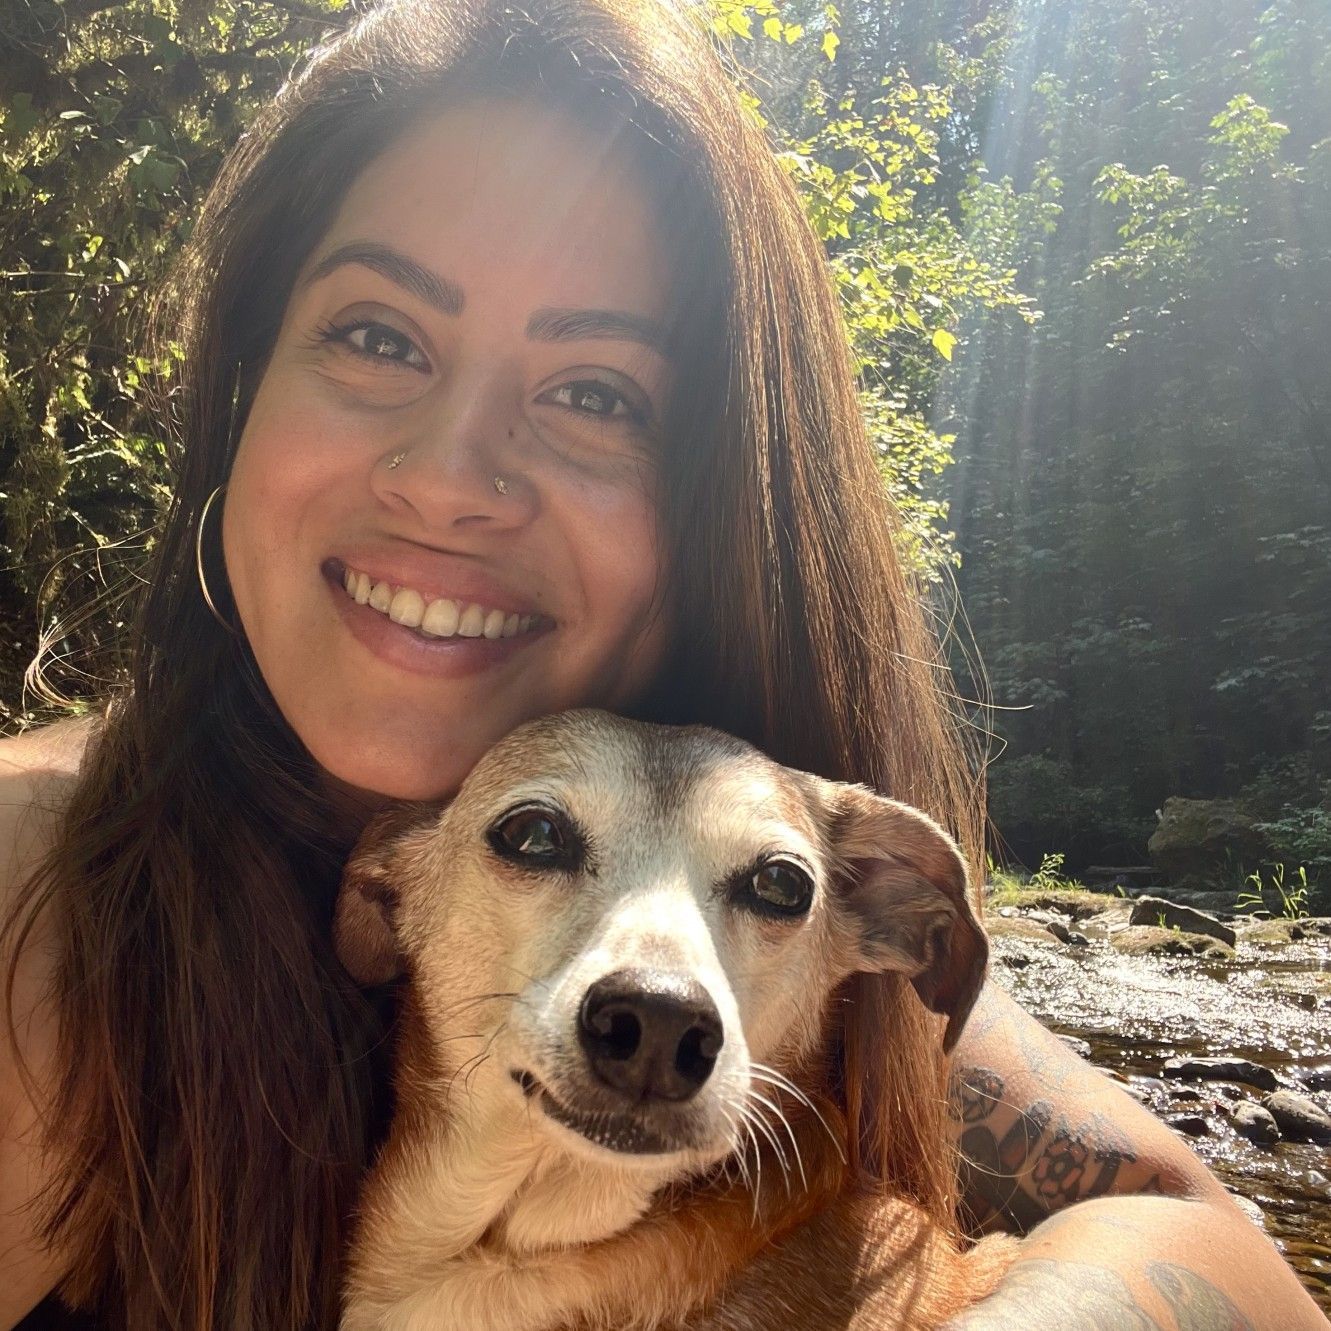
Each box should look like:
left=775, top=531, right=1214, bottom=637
left=542, top=380, right=649, bottom=426
left=316, top=319, right=429, bottom=371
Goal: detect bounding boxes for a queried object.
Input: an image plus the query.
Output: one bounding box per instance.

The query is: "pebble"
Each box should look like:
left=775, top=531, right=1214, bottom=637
left=1166, top=1113, right=1210, bottom=1137
left=1167, top=1086, right=1203, bottom=1103
left=1263, top=1089, right=1331, bottom=1143
left=1231, top=1101, right=1281, bottom=1146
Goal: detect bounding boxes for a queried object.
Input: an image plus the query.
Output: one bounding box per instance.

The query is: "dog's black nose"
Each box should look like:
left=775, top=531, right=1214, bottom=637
left=578, top=970, right=723, bottom=1103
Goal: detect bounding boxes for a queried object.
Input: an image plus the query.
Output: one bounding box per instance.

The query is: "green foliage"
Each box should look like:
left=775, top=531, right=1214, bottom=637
left=1028, top=851, right=1068, bottom=892
left=944, top=0, right=1331, bottom=866
left=988, top=754, right=1149, bottom=868
left=0, top=0, right=352, bottom=716
left=717, top=7, right=1038, bottom=583
left=1237, top=863, right=1311, bottom=921
left=985, top=848, right=1084, bottom=907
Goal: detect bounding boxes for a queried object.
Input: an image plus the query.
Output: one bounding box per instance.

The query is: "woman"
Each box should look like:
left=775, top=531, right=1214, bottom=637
left=1, top=0, right=1325, bottom=1327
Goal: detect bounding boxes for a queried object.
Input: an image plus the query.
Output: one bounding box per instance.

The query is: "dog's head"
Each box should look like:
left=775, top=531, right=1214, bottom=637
left=334, top=710, right=985, bottom=1178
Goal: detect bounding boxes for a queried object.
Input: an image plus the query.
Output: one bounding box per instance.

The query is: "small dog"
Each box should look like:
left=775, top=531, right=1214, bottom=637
left=334, top=710, right=1015, bottom=1330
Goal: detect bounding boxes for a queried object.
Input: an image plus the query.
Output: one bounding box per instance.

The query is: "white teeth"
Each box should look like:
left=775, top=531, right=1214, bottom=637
left=421, top=598, right=460, bottom=637
left=341, top=565, right=537, bottom=641
left=388, top=588, right=425, bottom=628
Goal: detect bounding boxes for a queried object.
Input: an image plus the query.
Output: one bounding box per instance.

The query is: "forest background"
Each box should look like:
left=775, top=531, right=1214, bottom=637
left=1, top=0, right=1328, bottom=884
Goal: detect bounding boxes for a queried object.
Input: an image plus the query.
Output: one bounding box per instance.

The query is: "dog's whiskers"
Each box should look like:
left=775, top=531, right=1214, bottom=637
left=441, top=1022, right=508, bottom=1106
left=749, top=1062, right=846, bottom=1164
left=717, top=1097, right=754, bottom=1197
left=746, top=1089, right=807, bottom=1191
left=736, top=1110, right=765, bottom=1223
left=437, top=991, right=520, bottom=1024
left=740, top=1097, right=795, bottom=1197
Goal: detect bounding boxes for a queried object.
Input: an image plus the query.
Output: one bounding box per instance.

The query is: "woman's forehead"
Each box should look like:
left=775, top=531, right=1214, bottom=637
left=304, top=96, right=675, bottom=317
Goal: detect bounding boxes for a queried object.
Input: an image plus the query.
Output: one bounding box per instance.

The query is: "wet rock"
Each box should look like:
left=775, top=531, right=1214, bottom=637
left=1058, top=1034, right=1092, bottom=1059
left=1166, top=1113, right=1210, bottom=1137
left=1001, top=952, right=1031, bottom=969
left=1263, top=1090, right=1331, bottom=1143
left=1044, top=917, right=1090, bottom=946
left=1125, top=1076, right=1168, bottom=1109
left=1129, top=896, right=1236, bottom=946
left=1300, top=1067, right=1331, bottom=1094
left=1231, top=1101, right=1281, bottom=1145
left=1023, top=890, right=1127, bottom=921
left=1148, top=797, right=1272, bottom=882
left=1111, top=925, right=1235, bottom=959
left=1167, top=1086, right=1204, bottom=1103
left=988, top=915, right=1061, bottom=946
left=1169, top=889, right=1246, bottom=916
left=1239, top=918, right=1328, bottom=946
left=1162, top=1056, right=1279, bottom=1091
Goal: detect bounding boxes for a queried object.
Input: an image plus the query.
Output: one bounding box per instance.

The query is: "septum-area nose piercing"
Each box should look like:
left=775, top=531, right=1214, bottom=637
left=493, top=475, right=509, bottom=495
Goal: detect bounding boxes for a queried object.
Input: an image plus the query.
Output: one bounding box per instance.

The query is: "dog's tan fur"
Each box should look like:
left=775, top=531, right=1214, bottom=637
left=335, top=711, right=1014, bottom=1330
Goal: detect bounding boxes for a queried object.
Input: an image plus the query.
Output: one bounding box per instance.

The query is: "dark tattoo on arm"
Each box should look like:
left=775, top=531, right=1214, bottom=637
left=938, top=1259, right=1256, bottom=1331
left=951, top=1066, right=1162, bottom=1233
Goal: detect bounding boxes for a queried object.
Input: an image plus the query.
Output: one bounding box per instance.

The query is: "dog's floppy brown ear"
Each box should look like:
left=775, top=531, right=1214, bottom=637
left=334, top=804, right=437, bottom=986
left=827, top=785, right=987, bottom=1053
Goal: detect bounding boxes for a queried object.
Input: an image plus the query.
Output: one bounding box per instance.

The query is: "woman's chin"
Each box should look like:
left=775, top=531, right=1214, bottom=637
left=311, top=742, right=470, bottom=814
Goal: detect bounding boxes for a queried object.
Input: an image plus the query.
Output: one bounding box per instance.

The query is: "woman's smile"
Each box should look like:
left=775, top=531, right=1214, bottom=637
left=322, top=555, right=554, bottom=679
left=221, top=97, right=675, bottom=801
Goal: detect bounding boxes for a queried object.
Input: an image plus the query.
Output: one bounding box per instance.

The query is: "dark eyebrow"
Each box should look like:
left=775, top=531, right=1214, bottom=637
left=301, top=241, right=670, bottom=356
left=300, top=242, right=464, bottom=316
left=525, top=308, right=670, bottom=355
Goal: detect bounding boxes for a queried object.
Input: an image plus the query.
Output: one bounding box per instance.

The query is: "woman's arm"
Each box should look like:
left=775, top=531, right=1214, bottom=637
left=944, top=981, right=1329, bottom=1330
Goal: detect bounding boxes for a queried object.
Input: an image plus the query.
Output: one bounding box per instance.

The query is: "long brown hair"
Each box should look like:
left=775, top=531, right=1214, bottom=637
left=5, top=0, right=982, bottom=1324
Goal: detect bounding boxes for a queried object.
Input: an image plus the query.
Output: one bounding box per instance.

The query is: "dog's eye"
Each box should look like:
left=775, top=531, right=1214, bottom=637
left=744, top=861, right=814, bottom=917
left=488, top=806, right=579, bottom=868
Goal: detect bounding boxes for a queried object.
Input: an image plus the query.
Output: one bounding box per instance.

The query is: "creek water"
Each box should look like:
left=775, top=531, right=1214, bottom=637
left=988, top=912, right=1331, bottom=1315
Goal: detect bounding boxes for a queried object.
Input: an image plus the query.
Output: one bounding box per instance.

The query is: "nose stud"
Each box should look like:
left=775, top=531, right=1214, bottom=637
left=384, top=452, right=509, bottom=492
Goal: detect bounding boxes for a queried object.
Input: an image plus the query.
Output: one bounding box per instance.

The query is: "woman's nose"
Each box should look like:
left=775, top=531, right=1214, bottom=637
left=371, top=372, right=535, bottom=531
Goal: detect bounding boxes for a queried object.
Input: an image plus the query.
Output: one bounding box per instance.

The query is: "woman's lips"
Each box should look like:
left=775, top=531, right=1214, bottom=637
left=322, top=562, right=550, bottom=678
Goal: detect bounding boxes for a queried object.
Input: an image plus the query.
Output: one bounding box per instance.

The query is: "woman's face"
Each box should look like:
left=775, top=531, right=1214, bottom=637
left=223, top=99, right=675, bottom=802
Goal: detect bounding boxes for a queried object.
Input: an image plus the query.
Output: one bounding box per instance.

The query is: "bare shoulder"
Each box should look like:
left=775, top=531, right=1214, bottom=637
left=0, top=714, right=97, bottom=815
left=0, top=714, right=100, bottom=1328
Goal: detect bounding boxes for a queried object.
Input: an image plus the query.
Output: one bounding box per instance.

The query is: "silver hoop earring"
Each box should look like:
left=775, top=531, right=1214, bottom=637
left=493, top=474, right=509, bottom=495
left=196, top=484, right=238, bottom=634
